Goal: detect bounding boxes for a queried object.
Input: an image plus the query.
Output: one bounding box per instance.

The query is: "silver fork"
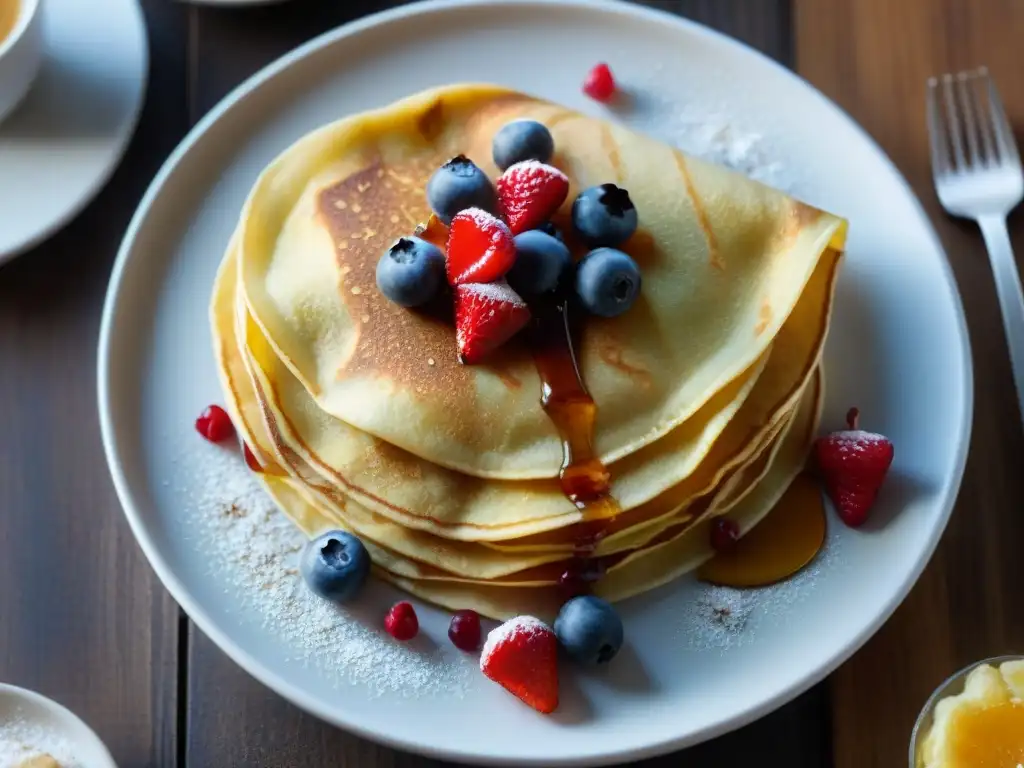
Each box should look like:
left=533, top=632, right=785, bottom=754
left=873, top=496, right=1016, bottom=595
left=928, top=67, right=1024, bottom=420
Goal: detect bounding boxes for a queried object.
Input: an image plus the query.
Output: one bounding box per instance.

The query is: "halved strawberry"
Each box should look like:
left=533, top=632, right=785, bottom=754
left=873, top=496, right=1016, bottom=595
left=496, top=161, right=570, bottom=235
left=454, top=282, right=531, bottom=365
left=814, top=407, right=894, bottom=528
left=480, top=616, right=558, bottom=714
left=445, top=208, right=516, bottom=285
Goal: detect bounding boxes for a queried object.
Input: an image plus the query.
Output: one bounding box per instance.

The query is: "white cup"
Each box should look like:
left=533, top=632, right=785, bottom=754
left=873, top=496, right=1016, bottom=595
left=0, top=0, right=42, bottom=124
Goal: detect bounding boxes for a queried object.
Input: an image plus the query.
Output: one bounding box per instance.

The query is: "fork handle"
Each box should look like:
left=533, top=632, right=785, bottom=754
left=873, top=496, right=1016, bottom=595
left=978, top=214, right=1024, bottom=421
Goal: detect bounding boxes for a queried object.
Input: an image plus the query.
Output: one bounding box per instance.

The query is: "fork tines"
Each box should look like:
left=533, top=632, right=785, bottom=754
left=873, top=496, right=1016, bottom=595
left=927, top=66, right=1019, bottom=174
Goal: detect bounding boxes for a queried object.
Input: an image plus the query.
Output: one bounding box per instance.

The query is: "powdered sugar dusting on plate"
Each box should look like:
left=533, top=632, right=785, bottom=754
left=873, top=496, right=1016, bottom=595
left=678, top=527, right=846, bottom=652
left=172, top=440, right=474, bottom=699
left=621, top=74, right=794, bottom=191
left=480, top=615, right=551, bottom=668
left=0, top=714, right=81, bottom=768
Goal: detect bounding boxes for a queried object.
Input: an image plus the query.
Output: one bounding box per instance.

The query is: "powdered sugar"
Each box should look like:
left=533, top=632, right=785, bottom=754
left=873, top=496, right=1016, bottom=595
left=0, top=715, right=80, bottom=768
left=681, top=586, right=757, bottom=650
left=453, top=206, right=508, bottom=234
left=480, top=616, right=551, bottom=668
left=172, top=440, right=474, bottom=699
left=627, top=78, right=793, bottom=191
left=678, top=528, right=845, bottom=652
left=457, top=279, right=525, bottom=306
left=500, top=160, right=568, bottom=184
left=824, top=430, right=890, bottom=456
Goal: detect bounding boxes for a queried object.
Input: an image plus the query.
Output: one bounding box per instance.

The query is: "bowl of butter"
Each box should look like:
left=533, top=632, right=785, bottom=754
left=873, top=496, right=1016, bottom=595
left=911, top=655, right=1024, bottom=767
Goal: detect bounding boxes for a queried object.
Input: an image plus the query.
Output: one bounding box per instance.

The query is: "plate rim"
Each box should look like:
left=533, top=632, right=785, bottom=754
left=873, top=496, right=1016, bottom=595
left=96, top=0, right=974, bottom=764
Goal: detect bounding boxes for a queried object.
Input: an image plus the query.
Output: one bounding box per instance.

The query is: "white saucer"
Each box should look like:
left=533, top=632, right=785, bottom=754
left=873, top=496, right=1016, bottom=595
left=0, top=0, right=147, bottom=264
left=0, top=683, right=117, bottom=768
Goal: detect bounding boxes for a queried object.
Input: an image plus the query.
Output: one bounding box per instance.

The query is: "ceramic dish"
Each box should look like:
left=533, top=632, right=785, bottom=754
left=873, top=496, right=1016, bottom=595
left=0, top=0, right=147, bottom=264
left=0, top=683, right=117, bottom=768
left=97, top=1, right=972, bottom=764
left=0, top=0, right=43, bottom=124
left=908, top=654, right=1024, bottom=767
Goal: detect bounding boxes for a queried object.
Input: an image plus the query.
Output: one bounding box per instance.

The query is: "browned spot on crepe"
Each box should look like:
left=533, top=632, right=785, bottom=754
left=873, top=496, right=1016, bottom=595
left=776, top=200, right=825, bottom=250
left=622, top=229, right=662, bottom=269
left=416, top=97, right=446, bottom=142
left=674, top=152, right=722, bottom=271
left=318, top=160, right=501, bottom=444
left=600, top=124, right=623, bottom=183
left=364, top=436, right=425, bottom=482
left=754, top=298, right=772, bottom=336
left=596, top=336, right=653, bottom=389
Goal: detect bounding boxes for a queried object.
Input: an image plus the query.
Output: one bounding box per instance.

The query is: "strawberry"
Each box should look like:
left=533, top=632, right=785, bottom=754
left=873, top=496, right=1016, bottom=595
left=814, top=408, right=894, bottom=527
left=454, top=282, right=531, bottom=364
left=496, top=161, right=570, bottom=235
left=582, top=62, right=616, bottom=102
left=445, top=208, right=516, bottom=285
left=480, top=616, right=558, bottom=714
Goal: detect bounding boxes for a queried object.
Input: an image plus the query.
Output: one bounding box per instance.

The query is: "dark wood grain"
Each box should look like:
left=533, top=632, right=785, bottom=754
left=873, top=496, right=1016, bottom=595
left=181, top=2, right=832, bottom=767
left=0, top=1, right=188, bottom=765
left=796, top=0, right=1024, bottom=765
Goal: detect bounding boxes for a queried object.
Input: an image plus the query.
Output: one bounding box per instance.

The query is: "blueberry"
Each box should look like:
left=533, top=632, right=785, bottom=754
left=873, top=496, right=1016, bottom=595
left=492, top=119, right=555, bottom=171
left=300, top=530, right=371, bottom=603
left=571, top=184, right=638, bottom=247
left=575, top=247, right=641, bottom=318
left=506, top=230, right=573, bottom=296
left=554, top=595, right=624, bottom=666
left=536, top=221, right=564, bottom=242
left=375, top=236, right=444, bottom=307
left=425, top=155, right=498, bottom=224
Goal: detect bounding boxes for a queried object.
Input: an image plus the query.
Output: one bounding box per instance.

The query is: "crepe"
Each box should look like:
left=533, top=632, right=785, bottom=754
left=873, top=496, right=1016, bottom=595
left=237, top=83, right=846, bottom=480
left=370, top=369, right=822, bottom=620
left=210, top=83, right=848, bottom=620
left=221, top=228, right=840, bottom=542
left=215, top=245, right=807, bottom=583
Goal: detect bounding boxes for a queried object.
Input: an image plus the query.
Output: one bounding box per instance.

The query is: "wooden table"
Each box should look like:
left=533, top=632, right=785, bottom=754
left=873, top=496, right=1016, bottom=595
left=1, top=0, right=1020, bottom=765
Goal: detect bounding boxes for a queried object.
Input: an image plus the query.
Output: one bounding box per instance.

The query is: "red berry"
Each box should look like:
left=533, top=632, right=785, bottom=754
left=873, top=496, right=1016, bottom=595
left=384, top=601, right=419, bottom=641
left=454, top=281, right=531, bottom=364
left=445, top=208, right=516, bottom=285
left=480, top=616, right=559, bottom=714
left=814, top=408, right=894, bottom=528
left=448, top=609, right=482, bottom=651
left=710, top=518, right=740, bottom=553
left=495, top=161, right=570, bottom=235
left=243, top=442, right=263, bottom=473
left=583, top=63, right=616, bottom=102
left=195, top=404, right=234, bottom=442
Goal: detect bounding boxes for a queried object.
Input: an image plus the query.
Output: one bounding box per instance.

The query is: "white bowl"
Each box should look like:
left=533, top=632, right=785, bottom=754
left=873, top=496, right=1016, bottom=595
left=0, top=0, right=42, bottom=124
left=0, top=683, right=117, bottom=768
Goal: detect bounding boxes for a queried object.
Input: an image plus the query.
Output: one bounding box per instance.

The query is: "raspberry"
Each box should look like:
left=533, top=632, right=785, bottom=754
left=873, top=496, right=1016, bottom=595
left=448, top=609, right=482, bottom=652
left=385, top=601, right=419, bottom=641
left=710, top=518, right=740, bottom=553
left=583, top=63, right=616, bottom=102
left=195, top=404, right=234, bottom=442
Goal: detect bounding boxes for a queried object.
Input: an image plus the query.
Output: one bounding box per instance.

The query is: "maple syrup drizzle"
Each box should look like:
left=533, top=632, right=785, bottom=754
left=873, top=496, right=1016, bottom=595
left=529, top=298, right=621, bottom=594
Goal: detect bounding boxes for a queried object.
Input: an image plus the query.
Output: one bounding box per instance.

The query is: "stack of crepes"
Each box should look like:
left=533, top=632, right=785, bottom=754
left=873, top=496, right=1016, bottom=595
left=211, top=84, right=848, bottom=621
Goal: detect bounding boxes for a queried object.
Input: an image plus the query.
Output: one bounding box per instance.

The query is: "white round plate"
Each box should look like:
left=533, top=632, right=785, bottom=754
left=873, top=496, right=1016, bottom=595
left=0, top=683, right=118, bottom=768
left=97, top=1, right=972, bottom=764
left=0, top=0, right=147, bottom=264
